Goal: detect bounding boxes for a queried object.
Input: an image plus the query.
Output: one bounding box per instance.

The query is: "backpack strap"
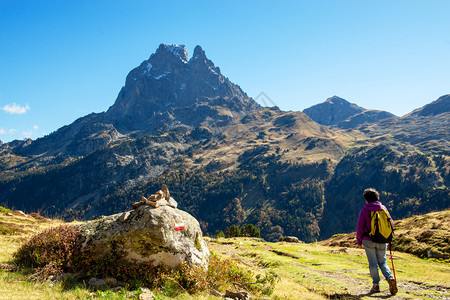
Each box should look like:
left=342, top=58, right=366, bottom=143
left=362, top=208, right=372, bottom=237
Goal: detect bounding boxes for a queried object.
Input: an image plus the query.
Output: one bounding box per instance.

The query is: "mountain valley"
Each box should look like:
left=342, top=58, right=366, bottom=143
left=0, top=44, right=448, bottom=243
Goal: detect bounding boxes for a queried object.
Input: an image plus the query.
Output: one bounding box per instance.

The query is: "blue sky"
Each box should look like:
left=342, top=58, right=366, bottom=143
left=1, top=0, right=449, bottom=142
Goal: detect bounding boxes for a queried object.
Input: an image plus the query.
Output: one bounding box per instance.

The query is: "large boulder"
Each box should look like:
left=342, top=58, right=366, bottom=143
left=76, top=205, right=210, bottom=268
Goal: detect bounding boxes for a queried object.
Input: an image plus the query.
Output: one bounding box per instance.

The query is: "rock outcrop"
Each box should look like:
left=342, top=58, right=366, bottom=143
left=76, top=195, right=210, bottom=268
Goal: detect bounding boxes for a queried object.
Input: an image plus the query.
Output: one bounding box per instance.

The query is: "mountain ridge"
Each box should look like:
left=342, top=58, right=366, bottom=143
left=302, top=95, right=397, bottom=129
left=0, top=44, right=448, bottom=243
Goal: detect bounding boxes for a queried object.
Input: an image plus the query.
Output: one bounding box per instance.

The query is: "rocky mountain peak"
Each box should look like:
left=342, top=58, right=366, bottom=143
left=192, top=45, right=205, bottom=60
left=105, top=44, right=258, bottom=133
left=153, top=43, right=188, bottom=63
left=189, top=45, right=219, bottom=74
left=325, top=96, right=353, bottom=106
left=303, top=96, right=365, bottom=126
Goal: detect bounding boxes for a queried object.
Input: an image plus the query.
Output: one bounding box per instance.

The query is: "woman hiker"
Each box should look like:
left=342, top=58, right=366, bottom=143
left=356, top=188, right=398, bottom=295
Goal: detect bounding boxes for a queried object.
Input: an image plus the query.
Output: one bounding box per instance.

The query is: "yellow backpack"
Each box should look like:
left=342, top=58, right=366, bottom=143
left=369, top=208, right=394, bottom=243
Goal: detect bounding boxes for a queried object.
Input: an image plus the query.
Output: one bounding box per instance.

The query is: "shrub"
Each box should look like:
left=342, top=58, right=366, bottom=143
left=73, top=250, right=277, bottom=296
left=225, top=225, right=241, bottom=238
left=207, top=253, right=254, bottom=290
left=13, top=225, right=80, bottom=270
left=240, top=224, right=261, bottom=238
left=0, top=206, right=12, bottom=214
left=14, top=226, right=278, bottom=297
left=221, top=224, right=261, bottom=238
left=215, top=230, right=225, bottom=238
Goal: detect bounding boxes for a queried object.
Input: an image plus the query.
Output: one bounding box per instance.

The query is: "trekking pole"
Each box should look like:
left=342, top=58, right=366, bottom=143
left=389, top=242, right=396, bottom=281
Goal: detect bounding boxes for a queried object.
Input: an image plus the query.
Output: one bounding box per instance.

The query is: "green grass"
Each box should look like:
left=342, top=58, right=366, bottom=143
left=1, top=211, right=449, bottom=299
left=208, top=237, right=450, bottom=299
left=0, top=206, right=12, bottom=214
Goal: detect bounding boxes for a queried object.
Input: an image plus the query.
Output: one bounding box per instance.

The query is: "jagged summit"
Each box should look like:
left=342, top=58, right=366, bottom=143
left=192, top=45, right=204, bottom=60
left=153, top=44, right=189, bottom=63
left=161, top=44, right=189, bottom=62
left=105, top=44, right=258, bottom=132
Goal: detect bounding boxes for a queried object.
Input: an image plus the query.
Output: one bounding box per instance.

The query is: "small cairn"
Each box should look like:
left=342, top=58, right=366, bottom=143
left=132, top=184, right=178, bottom=210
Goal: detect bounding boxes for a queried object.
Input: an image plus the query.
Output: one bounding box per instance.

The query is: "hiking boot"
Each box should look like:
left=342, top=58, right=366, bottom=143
left=369, top=283, right=380, bottom=293
left=388, top=278, right=398, bottom=295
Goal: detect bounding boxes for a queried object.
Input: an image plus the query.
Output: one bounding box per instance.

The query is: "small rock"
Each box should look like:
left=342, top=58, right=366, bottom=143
left=140, top=287, right=152, bottom=293
left=427, top=249, right=447, bottom=259
left=13, top=210, right=27, bottom=217
left=161, top=184, right=170, bottom=200
left=331, top=247, right=350, bottom=254
left=112, top=286, right=123, bottom=292
left=147, top=199, right=169, bottom=208
left=167, top=197, right=178, bottom=208
left=6, top=213, right=12, bottom=216
left=119, top=212, right=131, bottom=223
left=105, top=277, right=118, bottom=287
left=132, top=201, right=144, bottom=210
left=88, top=277, right=107, bottom=288
left=139, top=292, right=154, bottom=300
left=281, top=236, right=301, bottom=243
left=56, top=273, right=73, bottom=280
left=210, top=288, right=223, bottom=297
left=431, top=223, right=442, bottom=229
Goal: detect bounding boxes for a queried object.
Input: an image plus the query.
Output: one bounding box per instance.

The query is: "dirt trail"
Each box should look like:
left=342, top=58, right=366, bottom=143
left=293, top=261, right=449, bottom=299
left=207, top=239, right=449, bottom=300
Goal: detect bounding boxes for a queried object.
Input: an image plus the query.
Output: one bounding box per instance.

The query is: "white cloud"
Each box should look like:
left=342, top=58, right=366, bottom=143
left=33, top=125, right=39, bottom=130
left=0, top=128, right=17, bottom=135
left=1, top=103, right=30, bottom=114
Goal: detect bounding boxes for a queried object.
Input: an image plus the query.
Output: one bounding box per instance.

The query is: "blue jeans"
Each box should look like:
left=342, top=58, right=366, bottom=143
left=362, top=239, right=393, bottom=284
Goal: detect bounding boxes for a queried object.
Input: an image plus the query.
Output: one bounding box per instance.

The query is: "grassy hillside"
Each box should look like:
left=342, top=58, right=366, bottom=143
left=0, top=207, right=449, bottom=299
left=319, top=210, right=449, bottom=260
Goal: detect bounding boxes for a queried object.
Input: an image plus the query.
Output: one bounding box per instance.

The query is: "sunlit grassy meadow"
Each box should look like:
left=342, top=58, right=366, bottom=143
left=1, top=209, right=449, bottom=299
